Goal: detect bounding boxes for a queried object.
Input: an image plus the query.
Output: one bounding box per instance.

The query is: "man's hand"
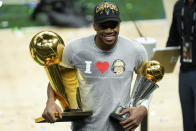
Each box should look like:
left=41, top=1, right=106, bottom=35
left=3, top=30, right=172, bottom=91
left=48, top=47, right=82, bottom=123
left=119, top=106, right=147, bottom=131
left=42, top=101, right=62, bottom=123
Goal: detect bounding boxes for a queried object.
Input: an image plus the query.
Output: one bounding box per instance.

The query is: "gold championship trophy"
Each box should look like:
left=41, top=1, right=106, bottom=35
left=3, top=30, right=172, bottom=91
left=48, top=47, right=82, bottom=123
left=29, top=31, right=92, bottom=123
left=110, top=60, right=164, bottom=121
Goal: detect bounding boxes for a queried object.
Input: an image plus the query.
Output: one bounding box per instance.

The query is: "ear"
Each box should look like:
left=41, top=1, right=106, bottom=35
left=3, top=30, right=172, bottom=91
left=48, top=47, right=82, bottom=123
left=118, top=22, right=120, bottom=28
left=93, top=23, right=98, bottom=31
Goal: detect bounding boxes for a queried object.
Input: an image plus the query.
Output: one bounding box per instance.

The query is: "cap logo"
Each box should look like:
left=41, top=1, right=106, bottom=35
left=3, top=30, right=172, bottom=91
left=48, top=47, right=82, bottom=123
left=96, top=2, right=118, bottom=14
left=105, top=8, right=110, bottom=15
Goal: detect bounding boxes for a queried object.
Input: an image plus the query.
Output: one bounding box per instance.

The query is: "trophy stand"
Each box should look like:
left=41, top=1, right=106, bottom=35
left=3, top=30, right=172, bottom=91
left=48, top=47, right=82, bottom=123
left=110, top=61, right=164, bottom=122
left=110, top=106, right=128, bottom=121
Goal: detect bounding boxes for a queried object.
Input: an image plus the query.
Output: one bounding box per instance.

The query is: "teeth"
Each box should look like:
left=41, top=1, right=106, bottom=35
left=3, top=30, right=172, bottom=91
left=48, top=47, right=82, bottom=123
left=104, top=36, right=115, bottom=41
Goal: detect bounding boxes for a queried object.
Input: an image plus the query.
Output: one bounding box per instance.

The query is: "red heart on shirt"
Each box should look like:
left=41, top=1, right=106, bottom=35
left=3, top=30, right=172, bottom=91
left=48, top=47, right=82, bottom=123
left=96, top=61, right=109, bottom=74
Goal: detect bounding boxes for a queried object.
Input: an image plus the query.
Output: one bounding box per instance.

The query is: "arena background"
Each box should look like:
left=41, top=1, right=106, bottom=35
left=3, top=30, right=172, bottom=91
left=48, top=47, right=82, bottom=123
left=0, top=0, right=181, bottom=131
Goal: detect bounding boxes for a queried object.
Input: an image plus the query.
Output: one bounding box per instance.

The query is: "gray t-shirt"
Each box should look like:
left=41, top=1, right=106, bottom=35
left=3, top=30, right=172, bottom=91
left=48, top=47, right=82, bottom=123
left=62, top=35, right=149, bottom=131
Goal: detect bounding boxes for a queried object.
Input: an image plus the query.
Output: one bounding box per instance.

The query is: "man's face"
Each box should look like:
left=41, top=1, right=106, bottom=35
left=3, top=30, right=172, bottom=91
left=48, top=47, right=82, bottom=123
left=94, top=21, right=120, bottom=46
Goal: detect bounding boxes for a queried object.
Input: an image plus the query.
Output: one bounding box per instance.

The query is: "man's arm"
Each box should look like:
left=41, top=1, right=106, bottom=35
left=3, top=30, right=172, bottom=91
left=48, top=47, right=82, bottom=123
left=121, top=42, right=148, bottom=130
left=120, top=82, right=152, bottom=131
left=42, top=83, right=62, bottom=123
left=166, top=3, right=181, bottom=47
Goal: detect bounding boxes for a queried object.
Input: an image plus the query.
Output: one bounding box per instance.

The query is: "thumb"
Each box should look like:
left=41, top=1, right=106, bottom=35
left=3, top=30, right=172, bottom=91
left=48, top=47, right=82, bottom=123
left=56, top=106, right=63, bottom=119
left=119, top=108, right=129, bottom=115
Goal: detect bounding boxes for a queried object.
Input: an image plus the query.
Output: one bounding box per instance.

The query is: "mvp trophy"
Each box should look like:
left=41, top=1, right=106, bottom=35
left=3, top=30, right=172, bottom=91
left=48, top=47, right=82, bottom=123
left=30, top=31, right=92, bottom=123
left=110, top=60, right=164, bottom=121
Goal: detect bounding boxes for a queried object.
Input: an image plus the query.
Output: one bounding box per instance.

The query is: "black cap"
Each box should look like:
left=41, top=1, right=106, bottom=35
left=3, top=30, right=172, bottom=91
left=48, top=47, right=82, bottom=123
left=93, top=2, right=121, bottom=24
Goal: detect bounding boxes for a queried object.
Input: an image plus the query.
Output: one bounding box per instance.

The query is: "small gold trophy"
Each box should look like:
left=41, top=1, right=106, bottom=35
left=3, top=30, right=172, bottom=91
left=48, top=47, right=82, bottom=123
left=110, top=60, right=164, bottom=121
left=29, top=31, right=92, bottom=123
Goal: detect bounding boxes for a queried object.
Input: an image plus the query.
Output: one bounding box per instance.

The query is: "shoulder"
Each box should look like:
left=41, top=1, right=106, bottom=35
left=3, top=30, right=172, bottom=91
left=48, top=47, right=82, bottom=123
left=118, top=35, right=136, bottom=47
left=118, top=35, right=132, bottom=43
left=67, top=35, right=94, bottom=47
left=118, top=35, right=145, bottom=52
left=65, top=34, right=94, bottom=51
left=174, top=0, right=183, bottom=11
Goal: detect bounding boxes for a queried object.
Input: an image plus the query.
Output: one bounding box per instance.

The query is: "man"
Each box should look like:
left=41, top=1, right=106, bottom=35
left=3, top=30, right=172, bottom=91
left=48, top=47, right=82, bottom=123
left=42, top=2, right=151, bottom=131
left=166, top=0, right=196, bottom=130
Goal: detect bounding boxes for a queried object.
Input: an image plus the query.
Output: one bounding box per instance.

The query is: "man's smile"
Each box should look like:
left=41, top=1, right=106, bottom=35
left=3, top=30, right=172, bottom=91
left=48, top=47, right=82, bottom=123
left=103, top=35, right=116, bottom=41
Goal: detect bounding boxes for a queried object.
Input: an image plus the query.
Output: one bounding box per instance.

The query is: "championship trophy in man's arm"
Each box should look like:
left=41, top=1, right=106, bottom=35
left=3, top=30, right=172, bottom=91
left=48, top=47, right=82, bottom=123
left=110, top=60, right=164, bottom=123
left=29, top=31, right=92, bottom=123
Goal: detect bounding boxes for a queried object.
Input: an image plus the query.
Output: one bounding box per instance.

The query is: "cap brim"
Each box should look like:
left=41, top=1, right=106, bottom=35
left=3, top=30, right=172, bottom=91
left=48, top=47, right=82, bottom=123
left=94, top=18, right=121, bottom=24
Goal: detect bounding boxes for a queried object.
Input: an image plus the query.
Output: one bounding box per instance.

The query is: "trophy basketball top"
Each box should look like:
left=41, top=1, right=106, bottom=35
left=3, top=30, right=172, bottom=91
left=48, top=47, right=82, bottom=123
left=142, top=60, right=164, bottom=82
left=30, top=31, right=65, bottom=66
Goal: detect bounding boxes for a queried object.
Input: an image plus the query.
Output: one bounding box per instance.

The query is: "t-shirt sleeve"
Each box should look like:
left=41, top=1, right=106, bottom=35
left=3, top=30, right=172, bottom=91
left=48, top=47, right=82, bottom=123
left=134, top=43, right=148, bottom=74
left=140, top=94, right=152, bottom=110
left=60, top=42, right=75, bottom=68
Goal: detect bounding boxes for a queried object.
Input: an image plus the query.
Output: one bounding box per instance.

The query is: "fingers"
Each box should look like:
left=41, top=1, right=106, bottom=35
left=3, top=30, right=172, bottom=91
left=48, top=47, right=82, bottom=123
left=126, top=124, right=138, bottom=131
left=120, top=107, right=140, bottom=131
left=119, top=108, right=130, bottom=115
left=121, top=118, right=135, bottom=128
left=42, top=104, right=62, bottom=123
left=121, top=118, right=139, bottom=131
left=42, top=110, right=57, bottom=123
left=120, top=107, right=136, bottom=116
left=120, top=115, right=132, bottom=126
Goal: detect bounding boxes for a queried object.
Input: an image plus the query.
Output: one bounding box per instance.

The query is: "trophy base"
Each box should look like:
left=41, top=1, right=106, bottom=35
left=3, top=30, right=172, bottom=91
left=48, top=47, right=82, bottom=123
left=110, top=112, right=126, bottom=122
left=110, top=106, right=129, bottom=122
left=35, top=111, right=93, bottom=123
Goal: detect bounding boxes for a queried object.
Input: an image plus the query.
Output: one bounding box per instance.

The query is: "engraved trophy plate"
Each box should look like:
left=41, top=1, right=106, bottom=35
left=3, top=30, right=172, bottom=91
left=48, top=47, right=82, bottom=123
left=30, top=31, right=93, bottom=123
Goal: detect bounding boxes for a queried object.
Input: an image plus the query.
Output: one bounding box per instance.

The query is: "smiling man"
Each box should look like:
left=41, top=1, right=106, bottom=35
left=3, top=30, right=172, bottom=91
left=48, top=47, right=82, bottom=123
left=42, top=1, right=151, bottom=131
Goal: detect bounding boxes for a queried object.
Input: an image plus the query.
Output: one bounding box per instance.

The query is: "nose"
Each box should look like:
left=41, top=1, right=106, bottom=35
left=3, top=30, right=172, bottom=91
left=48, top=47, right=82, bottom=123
left=104, top=28, right=114, bottom=33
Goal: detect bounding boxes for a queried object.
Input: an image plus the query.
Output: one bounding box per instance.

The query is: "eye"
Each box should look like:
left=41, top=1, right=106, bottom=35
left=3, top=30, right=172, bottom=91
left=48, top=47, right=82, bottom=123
left=98, top=22, right=118, bottom=29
